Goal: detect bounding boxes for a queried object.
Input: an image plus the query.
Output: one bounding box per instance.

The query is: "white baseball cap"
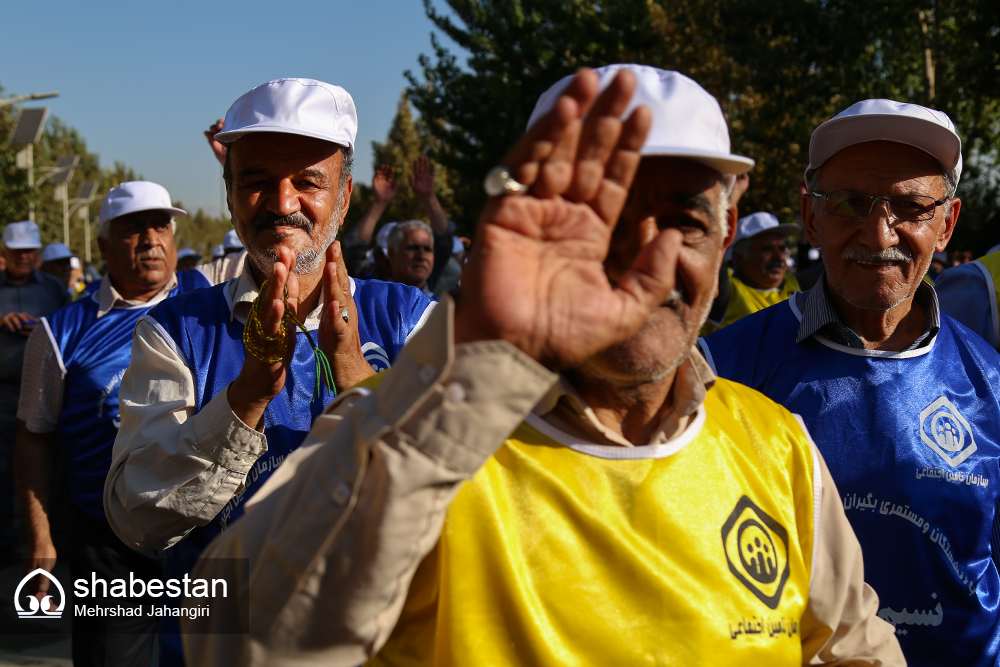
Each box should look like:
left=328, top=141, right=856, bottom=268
left=212, top=244, right=225, bottom=259
left=177, top=248, right=201, bottom=260
left=98, top=181, right=186, bottom=234
left=41, top=243, right=73, bottom=262
left=376, top=222, right=398, bottom=255
left=733, top=212, right=800, bottom=246
left=223, top=229, right=244, bottom=250
left=527, top=65, right=754, bottom=175
left=3, top=221, right=42, bottom=249
left=215, top=78, right=358, bottom=155
left=807, top=99, right=962, bottom=185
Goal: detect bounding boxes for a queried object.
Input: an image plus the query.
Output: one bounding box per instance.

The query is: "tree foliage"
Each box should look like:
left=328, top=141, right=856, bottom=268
left=344, top=92, right=458, bottom=233
left=406, top=0, right=1000, bottom=253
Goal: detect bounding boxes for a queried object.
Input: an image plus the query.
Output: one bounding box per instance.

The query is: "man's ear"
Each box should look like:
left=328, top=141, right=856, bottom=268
left=723, top=204, right=738, bottom=249
left=802, top=192, right=822, bottom=248
left=935, top=199, right=961, bottom=252
left=339, top=175, right=353, bottom=222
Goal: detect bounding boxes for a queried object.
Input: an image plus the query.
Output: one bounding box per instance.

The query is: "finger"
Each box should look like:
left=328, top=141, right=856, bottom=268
left=281, top=246, right=300, bottom=318
left=564, top=69, right=638, bottom=203
left=259, top=262, right=287, bottom=335
left=613, top=228, right=683, bottom=334
left=587, top=105, right=652, bottom=227
left=501, top=69, right=600, bottom=187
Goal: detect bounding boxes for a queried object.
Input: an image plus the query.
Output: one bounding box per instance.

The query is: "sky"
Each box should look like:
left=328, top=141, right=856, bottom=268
left=1, top=0, right=464, bottom=217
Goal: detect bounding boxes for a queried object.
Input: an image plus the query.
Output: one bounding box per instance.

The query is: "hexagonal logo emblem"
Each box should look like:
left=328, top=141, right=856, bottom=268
left=721, top=496, right=790, bottom=610
left=919, top=396, right=976, bottom=468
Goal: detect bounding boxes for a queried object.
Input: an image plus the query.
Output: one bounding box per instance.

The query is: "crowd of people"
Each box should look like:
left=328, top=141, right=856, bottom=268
left=2, top=64, right=1000, bottom=667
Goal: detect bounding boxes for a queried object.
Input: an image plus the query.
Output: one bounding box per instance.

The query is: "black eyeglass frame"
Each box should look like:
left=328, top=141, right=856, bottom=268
left=809, top=190, right=951, bottom=222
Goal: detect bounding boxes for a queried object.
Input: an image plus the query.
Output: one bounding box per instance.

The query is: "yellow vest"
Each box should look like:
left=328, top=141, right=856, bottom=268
left=369, top=379, right=817, bottom=666
left=700, top=270, right=801, bottom=336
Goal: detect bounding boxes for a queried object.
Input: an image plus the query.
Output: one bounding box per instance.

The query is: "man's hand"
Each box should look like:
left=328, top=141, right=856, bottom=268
left=228, top=246, right=300, bottom=431
left=454, top=68, right=680, bottom=370
left=24, top=541, right=57, bottom=607
left=205, top=119, right=227, bottom=166
left=409, top=156, right=437, bottom=202
left=730, top=172, right=750, bottom=206
left=372, top=164, right=400, bottom=206
left=319, top=242, right=375, bottom=391
left=1, top=312, right=37, bottom=336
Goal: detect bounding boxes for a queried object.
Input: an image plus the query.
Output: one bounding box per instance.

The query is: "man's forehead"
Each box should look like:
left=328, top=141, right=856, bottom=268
left=821, top=141, right=946, bottom=186
left=633, top=157, right=724, bottom=201
left=112, top=210, right=173, bottom=226
left=231, top=132, right=343, bottom=168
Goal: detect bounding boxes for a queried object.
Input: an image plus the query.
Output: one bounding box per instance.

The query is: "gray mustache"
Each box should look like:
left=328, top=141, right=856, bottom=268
left=253, top=211, right=313, bottom=234
left=137, top=248, right=166, bottom=261
left=843, top=246, right=912, bottom=263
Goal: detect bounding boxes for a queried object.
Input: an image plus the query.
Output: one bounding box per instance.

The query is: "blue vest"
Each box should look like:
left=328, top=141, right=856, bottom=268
left=701, top=298, right=1000, bottom=667
left=143, top=277, right=432, bottom=553
left=44, top=270, right=210, bottom=518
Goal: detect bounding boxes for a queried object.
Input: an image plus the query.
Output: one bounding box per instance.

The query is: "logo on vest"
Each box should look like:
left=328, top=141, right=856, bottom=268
left=919, top=396, right=977, bottom=467
left=362, top=342, right=391, bottom=372
left=14, top=568, right=66, bottom=619
left=722, top=496, right=790, bottom=609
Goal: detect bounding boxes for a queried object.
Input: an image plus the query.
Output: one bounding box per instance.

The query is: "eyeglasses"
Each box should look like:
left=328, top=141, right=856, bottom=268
left=810, top=190, right=950, bottom=222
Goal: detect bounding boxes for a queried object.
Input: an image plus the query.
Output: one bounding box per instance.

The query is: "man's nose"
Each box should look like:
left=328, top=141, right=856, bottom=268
left=860, top=201, right=899, bottom=249
left=269, top=179, right=301, bottom=217
left=138, top=225, right=163, bottom=247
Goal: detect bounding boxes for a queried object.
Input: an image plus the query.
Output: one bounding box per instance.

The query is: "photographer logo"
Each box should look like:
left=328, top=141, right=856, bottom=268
left=14, top=568, right=65, bottom=619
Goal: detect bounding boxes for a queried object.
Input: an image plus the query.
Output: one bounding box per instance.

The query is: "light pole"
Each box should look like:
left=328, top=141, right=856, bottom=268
left=9, top=107, right=50, bottom=222
left=0, top=92, right=59, bottom=108
left=68, top=182, right=99, bottom=262
left=49, top=156, right=80, bottom=245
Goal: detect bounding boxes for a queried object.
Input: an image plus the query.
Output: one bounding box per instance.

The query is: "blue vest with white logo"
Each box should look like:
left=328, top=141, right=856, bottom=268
left=44, top=270, right=209, bottom=518
left=700, top=298, right=1000, bottom=666
left=143, top=276, right=432, bottom=556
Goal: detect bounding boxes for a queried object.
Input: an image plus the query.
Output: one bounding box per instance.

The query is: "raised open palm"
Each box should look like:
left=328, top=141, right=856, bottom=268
left=454, top=68, right=682, bottom=369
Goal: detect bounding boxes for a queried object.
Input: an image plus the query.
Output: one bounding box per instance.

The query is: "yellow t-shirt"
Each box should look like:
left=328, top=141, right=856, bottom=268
left=700, top=270, right=801, bottom=336
left=369, top=379, right=818, bottom=666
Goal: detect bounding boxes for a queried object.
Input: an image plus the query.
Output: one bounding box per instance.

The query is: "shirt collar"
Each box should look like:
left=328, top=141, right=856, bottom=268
left=795, top=272, right=941, bottom=350
left=228, top=262, right=326, bottom=328
left=97, top=273, right=178, bottom=318
left=533, top=347, right=716, bottom=447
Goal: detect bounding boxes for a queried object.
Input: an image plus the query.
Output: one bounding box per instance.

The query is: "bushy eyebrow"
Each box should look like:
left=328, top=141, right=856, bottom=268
left=235, top=167, right=331, bottom=185
left=669, top=192, right=718, bottom=221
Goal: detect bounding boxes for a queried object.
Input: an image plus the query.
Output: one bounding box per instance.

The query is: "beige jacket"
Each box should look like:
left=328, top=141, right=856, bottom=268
left=182, top=299, right=903, bottom=667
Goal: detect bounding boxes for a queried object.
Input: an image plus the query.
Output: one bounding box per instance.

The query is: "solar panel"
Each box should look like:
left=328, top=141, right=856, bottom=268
left=8, top=107, right=49, bottom=144
left=49, top=155, right=79, bottom=184
left=74, top=181, right=99, bottom=200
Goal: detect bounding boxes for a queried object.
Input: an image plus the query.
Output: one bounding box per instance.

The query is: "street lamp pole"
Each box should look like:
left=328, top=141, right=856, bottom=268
left=0, top=92, right=59, bottom=108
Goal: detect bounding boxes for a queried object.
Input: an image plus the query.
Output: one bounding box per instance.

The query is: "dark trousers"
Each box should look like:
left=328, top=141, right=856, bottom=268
left=68, top=508, right=161, bottom=667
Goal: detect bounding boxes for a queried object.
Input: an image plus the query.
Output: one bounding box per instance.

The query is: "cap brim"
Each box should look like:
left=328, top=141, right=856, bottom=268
left=809, top=114, right=961, bottom=172
left=104, top=204, right=187, bottom=224
left=215, top=125, right=354, bottom=154
left=640, top=147, right=755, bottom=175
left=4, top=242, right=41, bottom=250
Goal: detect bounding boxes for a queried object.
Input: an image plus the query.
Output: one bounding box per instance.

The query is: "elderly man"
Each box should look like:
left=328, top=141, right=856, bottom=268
left=176, top=248, right=201, bottom=272
left=15, top=181, right=208, bottom=666
left=40, top=242, right=75, bottom=292
left=387, top=219, right=435, bottom=295
left=104, top=78, right=433, bottom=666
left=184, top=66, right=900, bottom=666
left=701, top=100, right=1000, bottom=666
left=702, top=211, right=801, bottom=334
left=0, top=221, right=68, bottom=556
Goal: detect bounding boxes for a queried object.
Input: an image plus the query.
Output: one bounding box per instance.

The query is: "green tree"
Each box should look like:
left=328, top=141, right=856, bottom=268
left=1, top=83, right=146, bottom=262
left=343, top=91, right=458, bottom=235
left=407, top=0, right=1000, bottom=251
left=405, top=0, right=661, bottom=232
left=173, top=205, right=232, bottom=258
